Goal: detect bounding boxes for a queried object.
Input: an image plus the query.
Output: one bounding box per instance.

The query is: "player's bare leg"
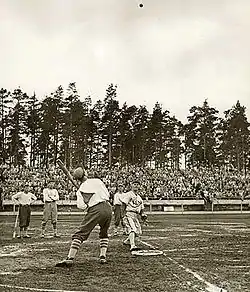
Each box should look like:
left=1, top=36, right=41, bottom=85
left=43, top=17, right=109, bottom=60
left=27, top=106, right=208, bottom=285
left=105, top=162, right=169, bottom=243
left=53, top=223, right=60, bottom=237
left=127, top=232, right=140, bottom=252
left=17, top=227, right=23, bottom=238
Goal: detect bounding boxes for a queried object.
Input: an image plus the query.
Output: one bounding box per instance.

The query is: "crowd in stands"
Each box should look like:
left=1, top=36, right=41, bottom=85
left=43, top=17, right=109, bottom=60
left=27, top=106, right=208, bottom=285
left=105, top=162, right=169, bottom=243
left=0, top=164, right=249, bottom=203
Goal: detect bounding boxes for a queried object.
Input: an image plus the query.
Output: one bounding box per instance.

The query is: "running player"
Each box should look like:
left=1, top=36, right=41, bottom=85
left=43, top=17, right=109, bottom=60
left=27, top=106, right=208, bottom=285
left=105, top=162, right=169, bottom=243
left=12, top=183, right=37, bottom=238
left=41, top=179, right=60, bottom=238
left=55, top=167, right=112, bottom=267
left=121, top=180, right=147, bottom=253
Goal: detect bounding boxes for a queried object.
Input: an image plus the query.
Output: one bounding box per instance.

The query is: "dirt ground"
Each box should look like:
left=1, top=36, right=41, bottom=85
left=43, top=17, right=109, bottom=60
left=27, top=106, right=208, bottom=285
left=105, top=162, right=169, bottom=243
left=0, top=213, right=249, bottom=292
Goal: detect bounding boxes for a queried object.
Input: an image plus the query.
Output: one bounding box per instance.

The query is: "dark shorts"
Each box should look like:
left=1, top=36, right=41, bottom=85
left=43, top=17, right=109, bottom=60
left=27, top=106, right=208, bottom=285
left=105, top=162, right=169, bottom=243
left=114, top=204, right=125, bottom=227
left=19, top=205, right=31, bottom=228
left=72, top=201, right=112, bottom=242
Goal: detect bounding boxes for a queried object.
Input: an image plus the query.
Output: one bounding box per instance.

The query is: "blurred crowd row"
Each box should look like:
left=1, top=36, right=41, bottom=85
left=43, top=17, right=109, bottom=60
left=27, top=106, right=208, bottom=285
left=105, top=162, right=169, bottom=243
left=1, top=164, right=249, bottom=202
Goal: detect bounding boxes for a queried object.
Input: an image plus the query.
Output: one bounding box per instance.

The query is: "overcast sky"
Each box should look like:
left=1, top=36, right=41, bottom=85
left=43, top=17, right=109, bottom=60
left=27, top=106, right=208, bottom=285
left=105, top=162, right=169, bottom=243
left=1, top=0, right=250, bottom=122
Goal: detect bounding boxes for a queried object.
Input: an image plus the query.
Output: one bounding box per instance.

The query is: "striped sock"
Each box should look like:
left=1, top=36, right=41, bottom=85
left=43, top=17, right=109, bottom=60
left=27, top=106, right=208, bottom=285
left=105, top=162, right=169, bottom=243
left=100, top=238, right=109, bottom=249
left=68, top=239, right=82, bottom=259
left=71, top=239, right=82, bottom=250
left=100, top=238, right=109, bottom=258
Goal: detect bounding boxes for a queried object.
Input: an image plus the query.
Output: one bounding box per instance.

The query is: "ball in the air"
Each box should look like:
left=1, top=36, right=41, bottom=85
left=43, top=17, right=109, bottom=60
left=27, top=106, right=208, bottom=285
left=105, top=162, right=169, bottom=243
left=139, top=3, right=143, bottom=8
left=73, top=167, right=84, bottom=179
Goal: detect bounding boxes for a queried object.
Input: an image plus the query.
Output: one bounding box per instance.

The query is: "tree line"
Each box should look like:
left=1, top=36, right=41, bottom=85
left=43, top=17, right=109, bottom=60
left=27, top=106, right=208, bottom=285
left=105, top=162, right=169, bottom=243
left=0, top=83, right=249, bottom=172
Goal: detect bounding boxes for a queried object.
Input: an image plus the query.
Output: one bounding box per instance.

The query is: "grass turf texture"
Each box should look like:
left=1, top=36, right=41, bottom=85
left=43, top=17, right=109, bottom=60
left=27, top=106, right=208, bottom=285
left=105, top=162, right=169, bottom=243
left=0, top=213, right=249, bottom=292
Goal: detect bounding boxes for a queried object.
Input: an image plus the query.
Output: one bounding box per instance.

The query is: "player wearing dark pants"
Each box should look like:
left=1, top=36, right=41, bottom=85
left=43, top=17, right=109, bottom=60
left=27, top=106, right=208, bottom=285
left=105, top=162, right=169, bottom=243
left=73, top=201, right=112, bottom=241
left=56, top=167, right=112, bottom=267
left=113, top=184, right=126, bottom=235
left=19, top=205, right=31, bottom=229
left=12, top=184, right=37, bottom=238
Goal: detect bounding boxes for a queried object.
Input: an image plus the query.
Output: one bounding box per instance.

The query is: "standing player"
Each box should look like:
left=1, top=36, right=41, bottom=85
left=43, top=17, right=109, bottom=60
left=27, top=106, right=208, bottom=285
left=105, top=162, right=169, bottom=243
left=113, top=183, right=126, bottom=236
left=56, top=167, right=112, bottom=267
left=121, top=180, right=147, bottom=253
left=12, top=183, right=37, bottom=238
left=41, top=179, right=60, bottom=238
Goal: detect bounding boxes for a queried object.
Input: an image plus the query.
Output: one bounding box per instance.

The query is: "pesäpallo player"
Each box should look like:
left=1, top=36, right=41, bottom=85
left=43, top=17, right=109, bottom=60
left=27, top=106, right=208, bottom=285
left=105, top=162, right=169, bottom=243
left=56, top=166, right=112, bottom=267
left=121, top=180, right=147, bottom=253
left=41, top=179, right=60, bottom=238
left=12, top=183, right=37, bottom=238
left=113, top=183, right=127, bottom=236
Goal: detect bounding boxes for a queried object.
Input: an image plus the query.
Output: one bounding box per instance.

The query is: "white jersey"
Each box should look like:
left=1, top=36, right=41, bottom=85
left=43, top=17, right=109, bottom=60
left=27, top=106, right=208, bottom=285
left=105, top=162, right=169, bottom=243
left=12, top=192, right=37, bottom=205
left=43, top=188, right=59, bottom=203
left=76, top=178, right=110, bottom=210
left=121, top=191, right=144, bottom=214
left=113, top=192, right=125, bottom=205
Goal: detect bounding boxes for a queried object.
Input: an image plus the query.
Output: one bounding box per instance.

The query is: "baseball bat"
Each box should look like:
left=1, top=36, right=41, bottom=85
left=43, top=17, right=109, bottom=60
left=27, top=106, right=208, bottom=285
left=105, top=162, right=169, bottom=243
left=57, top=159, right=79, bottom=189
left=13, top=205, right=19, bottom=239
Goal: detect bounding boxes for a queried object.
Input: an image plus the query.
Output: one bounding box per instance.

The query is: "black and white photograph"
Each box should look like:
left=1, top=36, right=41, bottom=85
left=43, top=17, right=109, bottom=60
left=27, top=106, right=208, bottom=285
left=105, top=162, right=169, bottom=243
left=0, top=1, right=250, bottom=291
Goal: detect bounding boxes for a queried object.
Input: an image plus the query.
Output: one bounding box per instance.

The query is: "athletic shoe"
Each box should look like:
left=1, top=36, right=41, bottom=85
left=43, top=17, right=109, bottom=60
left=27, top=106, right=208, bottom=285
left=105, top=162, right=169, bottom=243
left=17, top=235, right=22, bottom=239
left=99, top=256, right=107, bottom=264
left=23, top=235, right=31, bottom=238
left=130, top=246, right=141, bottom=252
left=55, top=258, right=74, bottom=268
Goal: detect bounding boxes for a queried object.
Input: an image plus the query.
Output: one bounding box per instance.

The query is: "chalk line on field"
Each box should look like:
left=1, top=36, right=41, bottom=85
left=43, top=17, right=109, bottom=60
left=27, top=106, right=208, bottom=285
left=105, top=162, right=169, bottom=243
left=0, top=284, right=87, bottom=292
left=139, top=239, right=227, bottom=292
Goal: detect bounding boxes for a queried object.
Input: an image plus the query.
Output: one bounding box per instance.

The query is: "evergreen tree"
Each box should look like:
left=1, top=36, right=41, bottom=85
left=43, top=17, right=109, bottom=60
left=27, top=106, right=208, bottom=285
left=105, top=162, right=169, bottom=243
left=7, top=88, right=29, bottom=166
left=26, top=92, right=41, bottom=167
left=61, top=82, right=82, bottom=168
left=219, top=101, right=250, bottom=172
left=101, top=84, right=120, bottom=167
left=116, top=103, right=138, bottom=165
left=88, top=100, right=103, bottom=168
left=184, top=100, right=219, bottom=167
left=38, top=86, right=64, bottom=167
left=0, top=88, right=12, bottom=164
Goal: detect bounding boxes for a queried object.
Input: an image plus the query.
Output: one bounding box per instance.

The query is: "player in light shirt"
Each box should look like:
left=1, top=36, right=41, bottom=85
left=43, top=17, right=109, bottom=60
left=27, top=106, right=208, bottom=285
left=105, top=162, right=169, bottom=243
left=121, top=180, right=147, bottom=253
left=12, top=183, right=37, bottom=238
left=41, top=179, right=60, bottom=238
left=56, top=167, right=112, bottom=267
left=113, top=183, right=126, bottom=236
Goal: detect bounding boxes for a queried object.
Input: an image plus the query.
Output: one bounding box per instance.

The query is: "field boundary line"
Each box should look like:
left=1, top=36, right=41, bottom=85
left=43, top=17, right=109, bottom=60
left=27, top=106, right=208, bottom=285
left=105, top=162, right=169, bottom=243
left=139, top=239, right=227, bottom=292
left=0, top=284, right=87, bottom=292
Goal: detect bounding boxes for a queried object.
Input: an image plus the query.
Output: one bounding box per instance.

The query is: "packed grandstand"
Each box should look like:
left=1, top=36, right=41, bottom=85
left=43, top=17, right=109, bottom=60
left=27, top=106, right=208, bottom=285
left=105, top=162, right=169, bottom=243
left=1, top=165, right=249, bottom=203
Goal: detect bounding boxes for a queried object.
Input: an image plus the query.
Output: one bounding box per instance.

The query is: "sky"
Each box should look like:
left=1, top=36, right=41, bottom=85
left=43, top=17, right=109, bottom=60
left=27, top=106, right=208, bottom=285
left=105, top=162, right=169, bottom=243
left=0, top=0, right=250, bottom=122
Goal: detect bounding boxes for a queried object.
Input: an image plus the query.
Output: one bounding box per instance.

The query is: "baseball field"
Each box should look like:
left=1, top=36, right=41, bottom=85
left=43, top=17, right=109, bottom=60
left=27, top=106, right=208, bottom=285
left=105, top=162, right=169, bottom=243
left=0, top=212, right=249, bottom=292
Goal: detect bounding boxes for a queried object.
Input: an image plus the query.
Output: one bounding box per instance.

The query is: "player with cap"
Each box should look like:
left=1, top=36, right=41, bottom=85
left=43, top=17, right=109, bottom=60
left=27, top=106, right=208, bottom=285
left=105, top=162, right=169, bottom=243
left=41, top=179, right=60, bottom=238
left=56, top=166, right=112, bottom=267
left=121, top=180, right=147, bottom=253
left=12, top=183, right=37, bottom=238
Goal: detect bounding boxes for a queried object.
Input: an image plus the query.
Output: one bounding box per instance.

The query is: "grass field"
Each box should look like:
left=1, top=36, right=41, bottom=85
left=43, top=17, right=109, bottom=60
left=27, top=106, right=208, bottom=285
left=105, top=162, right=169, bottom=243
left=0, top=212, right=249, bottom=292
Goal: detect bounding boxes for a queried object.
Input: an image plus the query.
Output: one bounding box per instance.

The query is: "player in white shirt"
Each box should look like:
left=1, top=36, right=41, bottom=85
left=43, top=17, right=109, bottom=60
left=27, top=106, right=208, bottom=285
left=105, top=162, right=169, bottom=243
left=56, top=167, right=112, bottom=267
left=12, top=183, right=37, bottom=238
left=41, top=179, right=60, bottom=238
left=113, top=183, right=126, bottom=236
left=121, top=181, right=147, bottom=253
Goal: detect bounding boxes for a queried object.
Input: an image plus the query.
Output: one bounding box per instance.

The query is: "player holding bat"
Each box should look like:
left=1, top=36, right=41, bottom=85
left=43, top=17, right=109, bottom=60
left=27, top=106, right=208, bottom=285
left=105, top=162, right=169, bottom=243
left=12, top=183, right=37, bottom=238
left=56, top=162, right=112, bottom=267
